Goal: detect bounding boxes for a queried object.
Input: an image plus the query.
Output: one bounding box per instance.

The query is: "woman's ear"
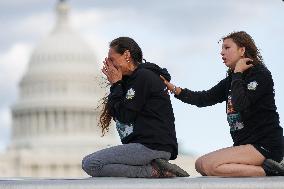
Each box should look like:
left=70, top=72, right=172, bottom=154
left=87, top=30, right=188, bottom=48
left=239, top=47, right=246, bottom=57
left=124, top=50, right=131, bottom=62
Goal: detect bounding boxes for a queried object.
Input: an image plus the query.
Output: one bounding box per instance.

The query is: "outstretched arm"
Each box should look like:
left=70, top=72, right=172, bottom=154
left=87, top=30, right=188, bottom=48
left=160, top=75, right=228, bottom=107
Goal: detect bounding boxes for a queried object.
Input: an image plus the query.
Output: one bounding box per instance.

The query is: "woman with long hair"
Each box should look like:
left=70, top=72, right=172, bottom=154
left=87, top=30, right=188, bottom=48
left=82, top=37, right=189, bottom=178
left=162, top=31, right=284, bottom=177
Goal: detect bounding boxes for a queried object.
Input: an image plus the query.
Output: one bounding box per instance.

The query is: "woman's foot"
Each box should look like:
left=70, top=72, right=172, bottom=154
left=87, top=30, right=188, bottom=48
left=151, top=160, right=176, bottom=178
left=152, top=158, right=190, bottom=177
left=262, top=159, right=284, bottom=176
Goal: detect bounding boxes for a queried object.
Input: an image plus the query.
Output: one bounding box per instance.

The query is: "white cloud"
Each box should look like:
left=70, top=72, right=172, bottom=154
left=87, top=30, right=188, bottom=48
left=0, top=43, right=32, bottom=141
left=0, top=43, right=32, bottom=92
left=0, top=109, right=11, bottom=129
left=71, top=9, right=113, bottom=61
left=72, top=9, right=108, bottom=32
left=0, top=109, right=11, bottom=152
left=16, top=12, right=53, bottom=37
left=0, top=0, right=50, bottom=6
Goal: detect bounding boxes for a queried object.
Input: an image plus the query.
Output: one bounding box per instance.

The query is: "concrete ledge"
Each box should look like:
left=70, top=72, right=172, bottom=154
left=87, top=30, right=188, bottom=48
left=0, top=177, right=284, bottom=189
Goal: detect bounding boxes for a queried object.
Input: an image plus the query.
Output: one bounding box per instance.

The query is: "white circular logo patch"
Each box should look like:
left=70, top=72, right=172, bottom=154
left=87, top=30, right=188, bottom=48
left=126, top=88, right=135, bottom=99
left=247, top=81, right=258, bottom=90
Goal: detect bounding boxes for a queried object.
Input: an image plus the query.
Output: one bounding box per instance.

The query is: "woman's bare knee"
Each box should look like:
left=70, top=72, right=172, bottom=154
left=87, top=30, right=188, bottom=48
left=195, top=158, right=202, bottom=173
left=195, top=156, right=212, bottom=176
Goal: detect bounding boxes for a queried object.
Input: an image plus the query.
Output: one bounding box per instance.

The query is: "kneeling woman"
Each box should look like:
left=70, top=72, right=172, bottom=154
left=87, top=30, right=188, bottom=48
left=82, top=37, right=189, bottom=178
left=162, top=31, right=284, bottom=177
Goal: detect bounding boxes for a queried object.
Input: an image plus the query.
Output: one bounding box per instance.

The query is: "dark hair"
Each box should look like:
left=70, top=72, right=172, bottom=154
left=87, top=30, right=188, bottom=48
left=110, top=37, right=143, bottom=64
left=221, top=31, right=264, bottom=75
left=98, top=37, right=143, bottom=136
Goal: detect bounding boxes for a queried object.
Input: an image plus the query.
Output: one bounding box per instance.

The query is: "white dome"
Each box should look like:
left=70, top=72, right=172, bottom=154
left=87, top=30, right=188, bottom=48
left=10, top=0, right=115, bottom=149
left=29, top=1, right=97, bottom=66
left=31, top=31, right=96, bottom=64
left=16, top=0, right=102, bottom=106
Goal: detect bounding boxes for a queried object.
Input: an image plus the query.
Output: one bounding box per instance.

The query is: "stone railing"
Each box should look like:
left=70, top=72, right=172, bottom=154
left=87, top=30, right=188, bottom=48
left=0, top=177, right=284, bottom=189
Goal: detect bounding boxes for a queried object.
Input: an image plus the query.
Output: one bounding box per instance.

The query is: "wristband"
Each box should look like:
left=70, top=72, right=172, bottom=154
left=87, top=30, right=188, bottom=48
left=171, top=86, right=177, bottom=94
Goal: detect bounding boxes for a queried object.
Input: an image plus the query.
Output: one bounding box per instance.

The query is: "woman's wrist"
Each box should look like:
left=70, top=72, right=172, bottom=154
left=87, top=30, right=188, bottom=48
left=171, top=86, right=181, bottom=95
left=111, top=80, right=123, bottom=86
left=234, top=69, right=243, bottom=73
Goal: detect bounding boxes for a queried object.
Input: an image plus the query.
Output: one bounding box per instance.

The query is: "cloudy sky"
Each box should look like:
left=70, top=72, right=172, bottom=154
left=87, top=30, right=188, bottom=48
left=0, top=0, right=283, bottom=156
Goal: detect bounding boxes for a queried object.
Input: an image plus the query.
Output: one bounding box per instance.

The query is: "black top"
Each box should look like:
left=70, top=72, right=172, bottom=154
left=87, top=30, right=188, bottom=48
left=107, top=62, right=178, bottom=160
left=175, top=64, right=283, bottom=149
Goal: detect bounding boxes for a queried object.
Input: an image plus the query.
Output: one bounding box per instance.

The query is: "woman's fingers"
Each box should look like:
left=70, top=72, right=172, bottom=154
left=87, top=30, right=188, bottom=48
left=238, top=57, right=253, bottom=64
left=102, top=57, right=122, bottom=84
left=103, top=57, right=117, bottom=74
left=102, top=66, right=108, bottom=76
left=104, top=57, right=110, bottom=66
left=243, top=58, right=253, bottom=62
left=102, top=64, right=108, bottom=73
left=160, top=75, right=168, bottom=85
left=241, top=58, right=253, bottom=65
left=243, top=58, right=254, bottom=68
left=160, top=75, right=166, bottom=81
left=103, top=61, right=109, bottom=71
left=104, top=57, right=115, bottom=70
left=235, top=57, right=255, bottom=73
left=160, top=75, right=176, bottom=92
left=247, top=63, right=254, bottom=68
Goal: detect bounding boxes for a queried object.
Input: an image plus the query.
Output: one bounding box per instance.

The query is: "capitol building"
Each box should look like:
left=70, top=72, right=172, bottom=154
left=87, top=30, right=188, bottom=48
left=0, top=0, right=197, bottom=177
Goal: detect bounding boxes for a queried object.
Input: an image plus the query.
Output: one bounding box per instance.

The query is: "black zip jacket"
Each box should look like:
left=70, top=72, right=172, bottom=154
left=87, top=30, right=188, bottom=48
left=107, top=62, right=178, bottom=160
left=175, top=64, right=282, bottom=148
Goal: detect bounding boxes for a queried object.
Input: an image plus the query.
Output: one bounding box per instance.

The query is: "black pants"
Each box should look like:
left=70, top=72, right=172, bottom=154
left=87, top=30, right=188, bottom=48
left=252, top=143, right=283, bottom=162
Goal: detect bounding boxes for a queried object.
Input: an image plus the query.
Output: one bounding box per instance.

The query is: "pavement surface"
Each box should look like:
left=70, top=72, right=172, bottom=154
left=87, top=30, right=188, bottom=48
left=0, top=177, right=284, bottom=189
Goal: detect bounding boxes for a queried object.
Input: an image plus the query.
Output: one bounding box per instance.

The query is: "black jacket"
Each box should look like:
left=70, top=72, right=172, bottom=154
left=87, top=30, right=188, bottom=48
left=107, top=62, right=178, bottom=159
left=176, top=64, right=282, bottom=148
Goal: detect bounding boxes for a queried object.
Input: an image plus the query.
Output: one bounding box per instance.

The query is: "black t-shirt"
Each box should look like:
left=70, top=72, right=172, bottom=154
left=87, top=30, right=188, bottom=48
left=175, top=64, right=283, bottom=152
left=107, top=63, right=178, bottom=160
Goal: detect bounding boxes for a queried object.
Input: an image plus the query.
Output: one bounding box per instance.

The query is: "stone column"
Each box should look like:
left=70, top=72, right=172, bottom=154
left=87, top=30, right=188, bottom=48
left=38, top=111, right=46, bottom=135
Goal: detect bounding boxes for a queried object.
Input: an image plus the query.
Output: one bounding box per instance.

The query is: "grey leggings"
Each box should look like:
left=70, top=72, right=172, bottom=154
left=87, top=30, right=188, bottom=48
left=82, top=143, right=171, bottom=178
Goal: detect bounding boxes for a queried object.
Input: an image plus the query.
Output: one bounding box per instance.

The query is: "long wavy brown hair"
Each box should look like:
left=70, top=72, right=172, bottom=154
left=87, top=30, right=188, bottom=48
left=221, top=31, right=264, bottom=75
left=98, top=37, right=143, bottom=136
left=98, top=94, right=112, bottom=136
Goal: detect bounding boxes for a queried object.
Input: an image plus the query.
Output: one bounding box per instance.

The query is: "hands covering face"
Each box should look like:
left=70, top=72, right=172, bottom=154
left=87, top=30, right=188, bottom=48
left=102, top=57, right=122, bottom=84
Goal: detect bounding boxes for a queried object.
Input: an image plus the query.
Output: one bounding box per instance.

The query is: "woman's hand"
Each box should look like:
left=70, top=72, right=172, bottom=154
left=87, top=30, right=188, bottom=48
left=160, top=75, right=181, bottom=95
left=102, top=57, right=122, bottom=84
left=234, top=58, right=254, bottom=73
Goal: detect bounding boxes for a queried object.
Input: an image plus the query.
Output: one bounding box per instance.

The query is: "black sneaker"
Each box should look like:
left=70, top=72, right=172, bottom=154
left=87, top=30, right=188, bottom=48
left=262, top=159, right=284, bottom=176
left=153, top=158, right=190, bottom=177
